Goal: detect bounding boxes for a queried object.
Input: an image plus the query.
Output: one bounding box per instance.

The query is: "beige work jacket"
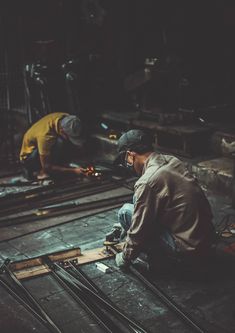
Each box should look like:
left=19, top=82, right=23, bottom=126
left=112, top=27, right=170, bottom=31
left=122, top=152, right=214, bottom=261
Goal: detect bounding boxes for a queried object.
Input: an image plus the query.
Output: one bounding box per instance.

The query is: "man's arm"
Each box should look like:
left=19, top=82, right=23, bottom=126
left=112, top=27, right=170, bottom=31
left=39, top=154, right=86, bottom=176
left=120, top=184, right=166, bottom=265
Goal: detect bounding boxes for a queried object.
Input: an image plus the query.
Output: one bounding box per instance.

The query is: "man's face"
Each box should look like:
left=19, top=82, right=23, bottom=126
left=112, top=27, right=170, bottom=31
left=125, top=151, right=142, bottom=176
left=125, top=151, right=134, bottom=168
left=58, top=127, right=69, bottom=141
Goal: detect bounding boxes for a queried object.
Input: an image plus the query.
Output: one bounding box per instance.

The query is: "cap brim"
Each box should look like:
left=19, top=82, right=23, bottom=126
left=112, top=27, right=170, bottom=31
left=113, top=151, right=126, bottom=166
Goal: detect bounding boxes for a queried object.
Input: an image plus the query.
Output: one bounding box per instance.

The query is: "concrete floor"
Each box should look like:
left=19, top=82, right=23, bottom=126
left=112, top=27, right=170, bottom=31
left=0, top=143, right=234, bottom=332
left=0, top=177, right=235, bottom=333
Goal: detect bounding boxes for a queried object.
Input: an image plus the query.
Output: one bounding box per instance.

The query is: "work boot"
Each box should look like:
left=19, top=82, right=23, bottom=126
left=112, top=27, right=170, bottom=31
left=105, top=223, right=124, bottom=242
left=133, top=253, right=150, bottom=272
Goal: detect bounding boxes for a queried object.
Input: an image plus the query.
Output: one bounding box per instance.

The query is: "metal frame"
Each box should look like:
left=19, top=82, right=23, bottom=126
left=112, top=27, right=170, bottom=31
left=0, top=181, right=122, bottom=217
left=0, top=259, right=62, bottom=333
left=0, top=193, right=133, bottom=227
left=43, top=256, right=148, bottom=333
left=109, top=245, right=207, bottom=333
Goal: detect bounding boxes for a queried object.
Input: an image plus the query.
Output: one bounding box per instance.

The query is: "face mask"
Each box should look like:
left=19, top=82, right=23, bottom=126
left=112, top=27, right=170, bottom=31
left=125, top=152, right=135, bottom=172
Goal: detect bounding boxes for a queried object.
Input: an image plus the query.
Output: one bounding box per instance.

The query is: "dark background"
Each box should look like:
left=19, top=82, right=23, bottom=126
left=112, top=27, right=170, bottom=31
left=1, top=0, right=235, bottom=119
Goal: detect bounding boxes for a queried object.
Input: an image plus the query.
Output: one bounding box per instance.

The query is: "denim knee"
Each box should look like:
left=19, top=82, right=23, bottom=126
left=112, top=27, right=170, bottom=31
left=118, top=203, right=134, bottom=231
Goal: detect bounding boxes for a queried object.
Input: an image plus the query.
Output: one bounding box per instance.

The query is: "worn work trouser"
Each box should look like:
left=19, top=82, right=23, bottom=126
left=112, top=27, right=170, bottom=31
left=118, top=203, right=216, bottom=271
left=21, top=137, right=72, bottom=180
left=118, top=203, right=177, bottom=254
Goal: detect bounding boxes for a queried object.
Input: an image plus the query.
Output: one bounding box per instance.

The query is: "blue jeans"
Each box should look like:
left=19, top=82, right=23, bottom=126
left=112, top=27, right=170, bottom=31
left=118, top=203, right=177, bottom=254
left=21, top=137, right=72, bottom=179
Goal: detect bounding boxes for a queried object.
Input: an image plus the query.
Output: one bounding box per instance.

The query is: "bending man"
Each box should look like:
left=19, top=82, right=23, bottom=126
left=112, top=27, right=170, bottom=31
left=115, top=129, right=215, bottom=269
left=20, top=112, right=86, bottom=180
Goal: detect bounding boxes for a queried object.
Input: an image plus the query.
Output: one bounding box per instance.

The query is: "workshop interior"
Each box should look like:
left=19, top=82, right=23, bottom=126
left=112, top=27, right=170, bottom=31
left=0, top=1, right=235, bottom=332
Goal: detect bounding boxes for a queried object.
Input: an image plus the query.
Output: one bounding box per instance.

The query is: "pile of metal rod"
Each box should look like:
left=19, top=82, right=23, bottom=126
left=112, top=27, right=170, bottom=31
left=0, top=258, right=148, bottom=333
left=0, top=250, right=212, bottom=333
left=0, top=179, right=123, bottom=216
left=109, top=245, right=208, bottom=333
left=0, top=177, right=133, bottom=228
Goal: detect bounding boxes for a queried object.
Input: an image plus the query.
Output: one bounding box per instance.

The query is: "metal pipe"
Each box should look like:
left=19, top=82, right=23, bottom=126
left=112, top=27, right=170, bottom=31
left=0, top=193, right=133, bottom=227
left=44, top=257, right=147, bottom=333
left=0, top=181, right=121, bottom=217
left=43, top=257, right=124, bottom=333
left=0, top=260, right=62, bottom=333
left=129, top=265, right=206, bottom=333
left=68, top=261, right=148, bottom=333
left=0, top=203, right=123, bottom=243
left=0, top=178, right=109, bottom=208
left=109, top=246, right=206, bottom=333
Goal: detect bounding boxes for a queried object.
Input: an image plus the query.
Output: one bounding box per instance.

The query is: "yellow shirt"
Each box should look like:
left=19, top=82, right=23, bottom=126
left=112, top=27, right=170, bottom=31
left=20, top=112, right=68, bottom=160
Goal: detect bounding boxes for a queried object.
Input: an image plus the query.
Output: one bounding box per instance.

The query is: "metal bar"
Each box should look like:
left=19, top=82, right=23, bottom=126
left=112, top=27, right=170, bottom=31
left=0, top=203, right=123, bottom=243
left=68, top=261, right=148, bottom=333
left=43, top=257, right=120, bottom=333
left=0, top=178, right=110, bottom=208
left=109, top=246, right=206, bottom=333
left=45, top=259, right=142, bottom=333
left=0, top=277, right=48, bottom=324
left=129, top=266, right=206, bottom=333
left=0, top=262, right=62, bottom=333
left=0, top=181, right=121, bottom=217
left=0, top=193, right=133, bottom=227
left=1, top=259, right=61, bottom=333
left=0, top=180, right=36, bottom=187
left=0, top=176, right=130, bottom=212
left=53, top=266, right=143, bottom=333
left=0, top=176, right=113, bottom=204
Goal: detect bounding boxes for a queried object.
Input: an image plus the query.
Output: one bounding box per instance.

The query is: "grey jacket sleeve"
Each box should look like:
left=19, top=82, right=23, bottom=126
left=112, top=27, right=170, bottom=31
left=122, top=183, right=165, bottom=261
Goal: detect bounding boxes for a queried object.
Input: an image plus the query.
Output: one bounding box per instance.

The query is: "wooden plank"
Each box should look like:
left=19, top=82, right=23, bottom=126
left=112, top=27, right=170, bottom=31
left=15, top=266, right=51, bottom=280
left=12, top=244, right=124, bottom=280
left=10, top=248, right=82, bottom=271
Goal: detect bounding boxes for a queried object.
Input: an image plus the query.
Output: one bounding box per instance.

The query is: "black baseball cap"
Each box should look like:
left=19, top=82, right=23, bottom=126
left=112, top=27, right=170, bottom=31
left=114, top=129, right=153, bottom=165
left=118, top=129, right=153, bottom=152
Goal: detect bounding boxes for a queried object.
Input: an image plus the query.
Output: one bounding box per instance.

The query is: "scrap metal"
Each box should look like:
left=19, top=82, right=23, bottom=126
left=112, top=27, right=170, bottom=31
left=0, top=259, right=62, bottom=333
left=0, top=193, right=133, bottom=227
left=109, top=245, right=206, bottom=333
left=43, top=256, right=148, bottom=333
left=0, top=180, right=122, bottom=217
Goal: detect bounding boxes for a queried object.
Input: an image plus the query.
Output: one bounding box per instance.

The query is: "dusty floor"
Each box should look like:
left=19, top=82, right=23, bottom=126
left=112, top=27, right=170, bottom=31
left=0, top=171, right=235, bottom=333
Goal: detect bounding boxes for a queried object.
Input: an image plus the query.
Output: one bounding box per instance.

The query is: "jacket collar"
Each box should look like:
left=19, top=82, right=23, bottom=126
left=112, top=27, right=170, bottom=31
left=142, top=152, right=168, bottom=175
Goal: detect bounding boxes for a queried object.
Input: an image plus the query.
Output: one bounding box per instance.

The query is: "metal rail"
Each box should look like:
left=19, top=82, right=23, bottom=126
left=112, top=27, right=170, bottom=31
left=0, top=203, right=124, bottom=243
left=43, top=256, right=148, bottom=333
left=0, top=259, right=62, bottom=333
left=0, top=181, right=121, bottom=217
left=109, top=246, right=206, bottom=333
left=68, top=261, right=148, bottom=333
left=0, top=176, right=84, bottom=203
left=0, top=178, right=111, bottom=210
left=0, top=193, right=133, bottom=227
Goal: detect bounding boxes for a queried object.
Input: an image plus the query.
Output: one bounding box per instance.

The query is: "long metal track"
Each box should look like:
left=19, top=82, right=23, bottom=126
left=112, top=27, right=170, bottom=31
left=0, top=203, right=124, bottom=243
left=109, top=246, right=207, bottom=333
left=0, top=181, right=123, bottom=217
left=48, top=266, right=118, bottom=333
left=43, top=256, right=148, bottom=333
left=67, top=260, right=148, bottom=333
left=0, top=193, right=133, bottom=227
left=0, top=259, right=62, bottom=333
left=0, top=178, right=114, bottom=210
left=0, top=176, right=86, bottom=203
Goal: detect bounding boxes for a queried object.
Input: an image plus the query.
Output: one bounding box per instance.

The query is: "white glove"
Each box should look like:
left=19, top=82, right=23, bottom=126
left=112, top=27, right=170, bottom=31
left=115, top=252, right=130, bottom=269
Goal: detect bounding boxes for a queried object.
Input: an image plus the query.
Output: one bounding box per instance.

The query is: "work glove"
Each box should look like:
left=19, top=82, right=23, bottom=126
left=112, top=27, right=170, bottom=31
left=115, top=252, right=130, bottom=270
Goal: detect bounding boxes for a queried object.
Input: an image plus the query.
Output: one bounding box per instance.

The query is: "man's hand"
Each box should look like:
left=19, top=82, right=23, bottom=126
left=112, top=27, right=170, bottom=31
left=73, top=167, right=87, bottom=175
left=115, top=252, right=130, bottom=270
